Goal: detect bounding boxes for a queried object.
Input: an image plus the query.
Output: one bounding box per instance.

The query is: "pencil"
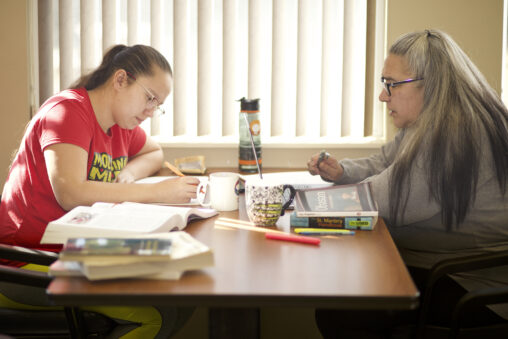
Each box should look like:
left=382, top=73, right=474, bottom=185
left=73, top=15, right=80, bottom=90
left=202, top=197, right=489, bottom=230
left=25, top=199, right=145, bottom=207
left=265, top=232, right=321, bottom=246
left=316, top=150, right=330, bottom=168
left=294, top=228, right=355, bottom=236
left=164, top=161, right=185, bottom=177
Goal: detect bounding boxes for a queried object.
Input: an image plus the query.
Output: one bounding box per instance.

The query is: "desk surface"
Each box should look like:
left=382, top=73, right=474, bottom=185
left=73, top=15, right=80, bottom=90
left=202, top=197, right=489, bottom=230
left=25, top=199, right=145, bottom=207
left=47, top=198, right=419, bottom=310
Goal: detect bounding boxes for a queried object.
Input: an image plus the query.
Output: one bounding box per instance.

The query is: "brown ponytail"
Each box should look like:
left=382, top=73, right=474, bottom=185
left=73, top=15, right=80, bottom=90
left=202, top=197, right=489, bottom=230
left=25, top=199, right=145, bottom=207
left=70, top=44, right=172, bottom=90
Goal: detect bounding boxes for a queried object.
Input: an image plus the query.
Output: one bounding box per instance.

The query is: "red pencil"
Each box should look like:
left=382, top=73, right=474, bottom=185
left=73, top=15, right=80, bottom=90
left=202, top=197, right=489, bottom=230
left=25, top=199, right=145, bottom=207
left=265, top=232, right=321, bottom=246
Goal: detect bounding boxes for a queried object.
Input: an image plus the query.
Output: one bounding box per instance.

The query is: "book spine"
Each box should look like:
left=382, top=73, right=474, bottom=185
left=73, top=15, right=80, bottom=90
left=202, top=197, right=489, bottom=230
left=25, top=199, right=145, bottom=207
left=295, top=210, right=378, bottom=217
left=290, top=214, right=374, bottom=230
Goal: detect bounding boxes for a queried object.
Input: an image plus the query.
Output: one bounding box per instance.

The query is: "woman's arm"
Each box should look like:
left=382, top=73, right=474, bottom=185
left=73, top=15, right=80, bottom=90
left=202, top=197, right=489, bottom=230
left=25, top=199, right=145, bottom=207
left=366, top=154, right=441, bottom=226
left=308, top=130, right=406, bottom=185
left=115, top=136, right=163, bottom=183
left=44, top=143, right=199, bottom=211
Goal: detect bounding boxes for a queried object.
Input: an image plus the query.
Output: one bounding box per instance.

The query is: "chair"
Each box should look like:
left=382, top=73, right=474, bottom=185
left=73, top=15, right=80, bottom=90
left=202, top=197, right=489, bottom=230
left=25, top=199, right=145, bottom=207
left=415, top=251, right=508, bottom=339
left=0, top=243, right=116, bottom=338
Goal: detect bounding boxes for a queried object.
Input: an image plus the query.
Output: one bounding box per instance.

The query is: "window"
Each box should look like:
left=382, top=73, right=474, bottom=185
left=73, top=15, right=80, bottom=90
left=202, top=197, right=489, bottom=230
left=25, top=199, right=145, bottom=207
left=35, top=0, right=386, bottom=167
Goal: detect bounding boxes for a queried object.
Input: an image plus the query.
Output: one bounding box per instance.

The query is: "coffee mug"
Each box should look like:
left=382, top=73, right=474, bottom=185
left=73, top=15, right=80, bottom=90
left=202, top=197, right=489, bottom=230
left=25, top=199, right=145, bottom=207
left=244, top=178, right=296, bottom=226
left=197, top=172, right=240, bottom=211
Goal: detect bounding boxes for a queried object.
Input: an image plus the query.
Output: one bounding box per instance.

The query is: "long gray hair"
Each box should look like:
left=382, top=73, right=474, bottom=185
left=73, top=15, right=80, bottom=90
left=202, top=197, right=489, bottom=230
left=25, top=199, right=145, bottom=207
left=389, top=29, right=508, bottom=229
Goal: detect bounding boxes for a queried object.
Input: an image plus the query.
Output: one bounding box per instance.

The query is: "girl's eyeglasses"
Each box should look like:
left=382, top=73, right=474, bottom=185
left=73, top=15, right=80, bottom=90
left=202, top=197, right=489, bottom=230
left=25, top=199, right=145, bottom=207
left=126, top=71, right=165, bottom=115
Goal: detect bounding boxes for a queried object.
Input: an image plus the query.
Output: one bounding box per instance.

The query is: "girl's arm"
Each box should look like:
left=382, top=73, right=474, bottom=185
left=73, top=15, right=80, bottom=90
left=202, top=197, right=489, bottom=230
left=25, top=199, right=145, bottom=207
left=115, top=136, right=163, bottom=183
left=44, top=143, right=199, bottom=211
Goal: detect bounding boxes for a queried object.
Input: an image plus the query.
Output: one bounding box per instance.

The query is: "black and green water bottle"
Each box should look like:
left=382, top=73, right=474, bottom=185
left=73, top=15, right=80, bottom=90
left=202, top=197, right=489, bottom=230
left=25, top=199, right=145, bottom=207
left=238, top=97, right=262, bottom=173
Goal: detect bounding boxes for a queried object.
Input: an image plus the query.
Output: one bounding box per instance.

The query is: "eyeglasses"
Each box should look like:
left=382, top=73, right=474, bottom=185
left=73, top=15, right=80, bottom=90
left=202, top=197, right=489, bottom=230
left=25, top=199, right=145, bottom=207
left=381, top=77, right=424, bottom=96
left=126, top=71, right=165, bottom=115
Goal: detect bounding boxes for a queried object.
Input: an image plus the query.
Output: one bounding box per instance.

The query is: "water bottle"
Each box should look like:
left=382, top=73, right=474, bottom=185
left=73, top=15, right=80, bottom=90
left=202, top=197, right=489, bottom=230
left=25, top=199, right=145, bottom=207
left=238, top=97, right=262, bottom=173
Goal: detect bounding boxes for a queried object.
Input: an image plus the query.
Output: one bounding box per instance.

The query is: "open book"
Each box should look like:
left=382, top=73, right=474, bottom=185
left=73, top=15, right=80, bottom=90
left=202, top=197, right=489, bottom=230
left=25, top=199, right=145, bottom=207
left=41, top=202, right=218, bottom=245
left=49, top=232, right=214, bottom=280
left=294, top=182, right=378, bottom=218
left=135, top=176, right=208, bottom=205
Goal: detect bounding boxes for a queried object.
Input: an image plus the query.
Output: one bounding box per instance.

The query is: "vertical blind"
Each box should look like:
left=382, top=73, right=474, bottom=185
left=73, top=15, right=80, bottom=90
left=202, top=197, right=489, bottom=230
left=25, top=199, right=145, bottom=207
left=37, top=0, right=385, bottom=143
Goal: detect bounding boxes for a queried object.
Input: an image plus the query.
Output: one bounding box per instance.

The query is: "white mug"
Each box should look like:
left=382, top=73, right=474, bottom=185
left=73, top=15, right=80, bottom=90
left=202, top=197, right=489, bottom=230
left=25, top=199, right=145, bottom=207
left=197, top=172, right=240, bottom=211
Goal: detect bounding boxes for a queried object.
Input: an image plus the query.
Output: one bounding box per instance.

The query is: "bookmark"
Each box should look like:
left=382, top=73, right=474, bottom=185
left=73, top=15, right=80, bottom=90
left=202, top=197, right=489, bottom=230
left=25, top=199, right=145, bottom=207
left=265, top=232, right=321, bottom=246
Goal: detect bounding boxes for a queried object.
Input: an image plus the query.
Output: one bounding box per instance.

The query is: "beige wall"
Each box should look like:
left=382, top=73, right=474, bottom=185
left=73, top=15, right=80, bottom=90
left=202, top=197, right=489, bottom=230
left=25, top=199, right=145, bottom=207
left=386, top=0, right=505, bottom=138
left=0, top=0, right=31, bottom=188
left=0, top=0, right=505, bottom=189
left=387, top=0, right=504, bottom=93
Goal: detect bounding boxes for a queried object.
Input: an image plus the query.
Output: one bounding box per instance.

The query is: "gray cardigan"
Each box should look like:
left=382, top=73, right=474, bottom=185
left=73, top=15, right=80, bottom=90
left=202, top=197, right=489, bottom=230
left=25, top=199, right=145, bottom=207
left=334, top=128, right=508, bottom=318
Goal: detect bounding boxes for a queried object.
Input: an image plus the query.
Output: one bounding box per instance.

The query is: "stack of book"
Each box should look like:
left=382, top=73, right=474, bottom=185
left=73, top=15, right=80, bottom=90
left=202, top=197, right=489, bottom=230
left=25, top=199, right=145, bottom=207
left=292, top=182, right=379, bottom=231
left=49, top=232, right=214, bottom=280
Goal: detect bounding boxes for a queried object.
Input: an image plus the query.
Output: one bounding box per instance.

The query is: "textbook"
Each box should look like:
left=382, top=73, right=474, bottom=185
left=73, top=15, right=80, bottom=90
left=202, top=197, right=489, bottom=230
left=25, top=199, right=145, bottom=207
left=50, top=232, right=214, bottom=280
left=135, top=176, right=208, bottom=205
left=40, top=202, right=218, bottom=245
left=59, top=237, right=174, bottom=265
left=290, top=213, right=376, bottom=230
left=294, top=182, right=378, bottom=218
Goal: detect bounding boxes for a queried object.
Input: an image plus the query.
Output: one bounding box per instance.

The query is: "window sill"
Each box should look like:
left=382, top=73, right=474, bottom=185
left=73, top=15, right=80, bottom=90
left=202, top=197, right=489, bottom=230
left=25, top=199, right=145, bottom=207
left=153, top=135, right=386, bottom=149
left=156, top=135, right=385, bottom=169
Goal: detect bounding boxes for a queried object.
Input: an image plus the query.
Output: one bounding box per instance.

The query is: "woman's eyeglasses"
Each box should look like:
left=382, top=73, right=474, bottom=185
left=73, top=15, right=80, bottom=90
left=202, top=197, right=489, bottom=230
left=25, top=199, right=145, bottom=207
left=126, top=71, right=165, bottom=115
left=381, top=77, right=424, bottom=96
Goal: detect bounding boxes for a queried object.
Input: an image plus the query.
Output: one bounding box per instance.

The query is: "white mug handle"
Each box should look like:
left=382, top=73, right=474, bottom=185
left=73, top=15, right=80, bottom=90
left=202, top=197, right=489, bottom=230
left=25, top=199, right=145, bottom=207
left=196, top=181, right=211, bottom=207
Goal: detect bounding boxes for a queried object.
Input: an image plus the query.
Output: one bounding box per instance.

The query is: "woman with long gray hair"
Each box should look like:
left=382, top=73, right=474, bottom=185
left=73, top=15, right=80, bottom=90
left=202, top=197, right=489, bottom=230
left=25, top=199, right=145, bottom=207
left=308, top=29, right=508, bottom=337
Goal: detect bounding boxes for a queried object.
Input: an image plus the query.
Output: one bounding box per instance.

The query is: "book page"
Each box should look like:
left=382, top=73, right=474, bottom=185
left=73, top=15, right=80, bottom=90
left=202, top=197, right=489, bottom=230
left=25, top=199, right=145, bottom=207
left=135, top=176, right=208, bottom=205
left=117, top=202, right=217, bottom=229
left=61, top=207, right=175, bottom=233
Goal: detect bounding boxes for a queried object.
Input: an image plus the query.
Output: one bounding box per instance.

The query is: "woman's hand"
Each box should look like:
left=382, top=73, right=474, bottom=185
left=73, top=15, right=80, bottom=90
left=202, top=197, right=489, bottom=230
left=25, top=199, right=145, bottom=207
left=307, top=152, right=344, bottom=183
left=156, top=176, right=200, bottom=204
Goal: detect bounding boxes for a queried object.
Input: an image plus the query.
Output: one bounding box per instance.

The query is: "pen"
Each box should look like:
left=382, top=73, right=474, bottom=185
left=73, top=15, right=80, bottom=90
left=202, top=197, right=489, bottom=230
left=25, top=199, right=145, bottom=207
left=265, top=232, right=321, bottom=246
left=294, top=228, right=355, bottom=236
left=164, top=161, right=185, bottom=177
left=316, top=150, right=330, bottom=168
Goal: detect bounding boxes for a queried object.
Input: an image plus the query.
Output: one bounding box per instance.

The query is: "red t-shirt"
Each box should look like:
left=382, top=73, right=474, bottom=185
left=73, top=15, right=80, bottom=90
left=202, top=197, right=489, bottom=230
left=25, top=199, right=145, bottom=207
left=0, top=88, right=146, bottom=252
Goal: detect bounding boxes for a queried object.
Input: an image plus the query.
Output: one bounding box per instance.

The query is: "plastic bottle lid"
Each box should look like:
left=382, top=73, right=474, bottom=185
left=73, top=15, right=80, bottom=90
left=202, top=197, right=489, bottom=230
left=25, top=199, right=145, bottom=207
left=238, top=97, right=260, bottom=111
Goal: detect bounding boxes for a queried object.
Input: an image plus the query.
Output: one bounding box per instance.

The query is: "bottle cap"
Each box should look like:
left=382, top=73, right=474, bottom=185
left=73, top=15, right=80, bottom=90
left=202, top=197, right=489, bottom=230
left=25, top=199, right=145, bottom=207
left=238, top=97, right=260, bottom=111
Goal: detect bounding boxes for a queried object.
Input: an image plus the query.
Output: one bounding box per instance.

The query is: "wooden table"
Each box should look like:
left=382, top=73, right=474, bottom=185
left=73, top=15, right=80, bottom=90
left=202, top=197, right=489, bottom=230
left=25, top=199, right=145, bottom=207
left=47, top=204, right=418, bottom=310
left=46, top=170, right=419, bottom=337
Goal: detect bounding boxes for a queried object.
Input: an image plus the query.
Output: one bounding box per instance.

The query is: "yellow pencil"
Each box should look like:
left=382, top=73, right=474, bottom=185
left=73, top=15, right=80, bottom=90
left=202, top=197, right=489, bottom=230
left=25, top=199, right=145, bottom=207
left=164, top=161, right=185, bottom=177
left=294, top=228, right=355, bottom=235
